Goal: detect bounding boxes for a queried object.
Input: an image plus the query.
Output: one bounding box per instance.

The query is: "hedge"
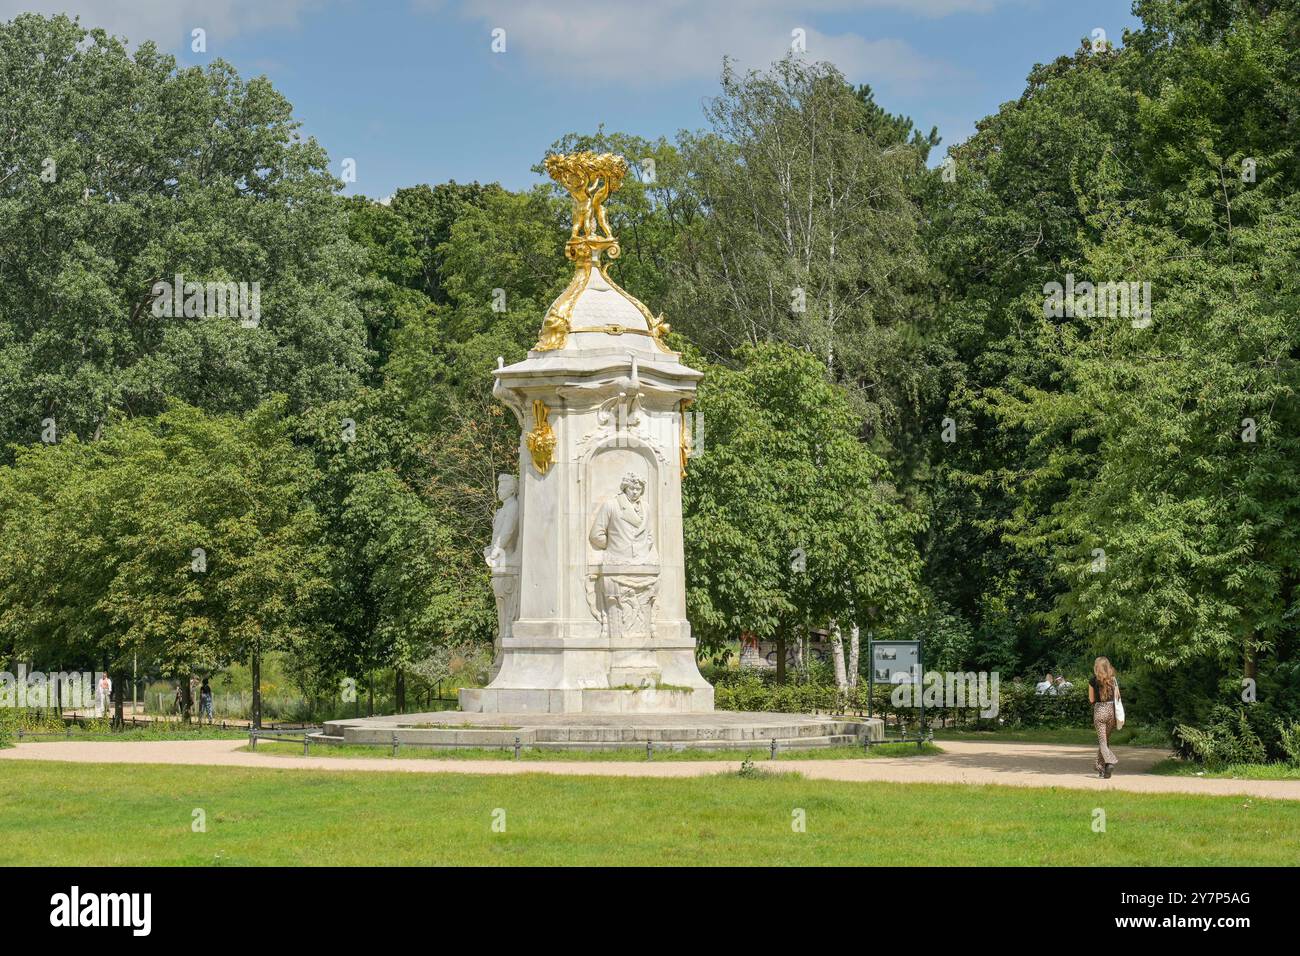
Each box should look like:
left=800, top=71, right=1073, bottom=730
left=711, top=671, right=1095, bottom=729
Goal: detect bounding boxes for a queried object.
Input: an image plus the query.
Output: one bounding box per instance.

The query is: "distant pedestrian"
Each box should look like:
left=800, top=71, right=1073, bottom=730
left=1089, top=656, right=1121, bottom=778
left=1035, top=672, right=1055, bottom=695
left=199, top=678, right=214, bottom=724
left=95, top=673, right=112, bottom=718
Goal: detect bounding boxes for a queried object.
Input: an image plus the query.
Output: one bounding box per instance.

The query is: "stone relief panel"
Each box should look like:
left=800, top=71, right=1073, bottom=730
left=584, top=447, right=660, bottom=640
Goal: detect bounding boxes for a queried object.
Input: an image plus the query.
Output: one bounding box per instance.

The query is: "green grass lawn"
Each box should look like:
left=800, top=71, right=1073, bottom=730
left=932, top=726, right=1169, bottom=747
left=1150, top=758, right=1300, bottom=780
left=244, top=740, right=942, bottom=761
left=1, top=760, right=1295, bottom=865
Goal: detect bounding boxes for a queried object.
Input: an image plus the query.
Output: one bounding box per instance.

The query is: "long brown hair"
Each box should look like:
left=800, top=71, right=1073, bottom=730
left=1093, top=657, right=1117, bottom=701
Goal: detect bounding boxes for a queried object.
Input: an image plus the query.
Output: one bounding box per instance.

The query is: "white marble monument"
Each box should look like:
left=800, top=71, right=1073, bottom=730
left=460, top=152, right=714, bottom=714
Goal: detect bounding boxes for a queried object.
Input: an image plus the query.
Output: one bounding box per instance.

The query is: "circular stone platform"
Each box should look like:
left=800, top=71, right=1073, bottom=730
left=317, top=711, right=884, bottom=752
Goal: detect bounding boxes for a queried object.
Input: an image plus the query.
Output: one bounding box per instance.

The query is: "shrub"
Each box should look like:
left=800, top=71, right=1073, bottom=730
left=1275, top=720, right=1300, bottom=768
left=409, top=641, right=493, bottom=690
left=1175, top=706, right=1269, bottom=770
left=0, top=707, right=67, bottom=745
left=712, top=670, right=1095, bottom=729
left=990, top=682, right=1090, bottom=729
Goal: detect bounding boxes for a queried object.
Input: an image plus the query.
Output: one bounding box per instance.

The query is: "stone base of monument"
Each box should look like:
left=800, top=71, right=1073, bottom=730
left=317, top=710, right=884, bottom=753
left=458, top=685, right=714, bottom=715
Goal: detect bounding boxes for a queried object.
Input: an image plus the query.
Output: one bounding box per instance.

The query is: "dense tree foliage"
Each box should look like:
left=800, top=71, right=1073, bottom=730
left=0, top=14, right=370, bottom=455
left=924, top=0, right=1300, bottom=723
left=0, top=401, right=326, bottom=703
left=684, top=344, right=923, bottom=664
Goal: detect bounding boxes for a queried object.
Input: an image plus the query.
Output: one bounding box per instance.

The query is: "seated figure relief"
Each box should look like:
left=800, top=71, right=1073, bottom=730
left=588, top=472, right=658, bottom=640
left=588, top=472, right=656, bottom=565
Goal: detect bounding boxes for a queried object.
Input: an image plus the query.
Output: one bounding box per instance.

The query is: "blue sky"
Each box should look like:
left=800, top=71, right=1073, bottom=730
left=6, top=1, right=1142, bottom=197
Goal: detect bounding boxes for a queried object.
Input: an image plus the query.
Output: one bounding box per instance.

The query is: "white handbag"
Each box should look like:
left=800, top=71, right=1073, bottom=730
left=1113, top=680, right=1125, bottom=729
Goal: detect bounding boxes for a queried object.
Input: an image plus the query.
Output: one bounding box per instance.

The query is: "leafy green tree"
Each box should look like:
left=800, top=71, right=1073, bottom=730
left=919, top=38, right=1143, bottom=675
left=342, top=182, right=507, bottom=376
left=343, top=197, right=433, bottom=374
left=293, top=385, right=498, bottom=712
left=297, top=185, right=562, bottom=705
left=672, top=56, right=933, bottom=437
left=927, top=0, right=1300, bottom=723
left=0, top=400, right=327, bottom=725
left=387, top=182, right=502, bottom=305
left=683, top=343, right=923, bottom=681
left=385, top=184, right=557, bottom=552
left=0, top=14, right=369, bottom=455
left=1001, top=182, right=1300, bottom=679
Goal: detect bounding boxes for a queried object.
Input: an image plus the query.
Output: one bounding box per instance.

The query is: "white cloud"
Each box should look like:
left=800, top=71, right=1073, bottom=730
left=0, top=0, right=322, bottom=48
left=436, top=0, right=1003, bottom=91
left=1, top=1, right=1001, bottom=90
left=443, top=0, right=1005, bottom=90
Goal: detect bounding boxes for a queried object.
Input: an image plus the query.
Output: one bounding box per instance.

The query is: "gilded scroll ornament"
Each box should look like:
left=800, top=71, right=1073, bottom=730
left=679, top=398, right=695, bottom=479
left=526, top=400, right=557, bottom=474
left=648, top=311, right=672, bottom=349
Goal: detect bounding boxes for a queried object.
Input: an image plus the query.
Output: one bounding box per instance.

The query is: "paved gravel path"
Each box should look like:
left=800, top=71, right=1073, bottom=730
left=4, top=738, right=1299, bottom=801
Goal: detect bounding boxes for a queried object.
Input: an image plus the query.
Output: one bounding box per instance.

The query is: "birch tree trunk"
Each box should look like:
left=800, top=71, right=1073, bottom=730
left=848, top=623, right=860, bottom=690
left=830, top=621, right=848, bottom=692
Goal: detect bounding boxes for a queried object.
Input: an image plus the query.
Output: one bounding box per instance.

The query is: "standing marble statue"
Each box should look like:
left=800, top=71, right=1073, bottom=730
left=484, top=473, right=520, bottom=680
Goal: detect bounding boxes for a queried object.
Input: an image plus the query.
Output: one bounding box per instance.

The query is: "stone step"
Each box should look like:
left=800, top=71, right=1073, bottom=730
left=315, top=711, right=884, bottom=752
left=339, top=728, right=532, bottom=748
left=766, top=734, right=863, bottom=751
left=304, top=730, right=866, bottom=753
left=311, top=734, right=864, bottom=754
left=529, top=721, right=865, bottom=744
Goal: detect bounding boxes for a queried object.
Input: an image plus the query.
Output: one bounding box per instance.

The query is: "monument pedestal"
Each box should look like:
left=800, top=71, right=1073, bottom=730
left=459, top=685, right=713, bottom=715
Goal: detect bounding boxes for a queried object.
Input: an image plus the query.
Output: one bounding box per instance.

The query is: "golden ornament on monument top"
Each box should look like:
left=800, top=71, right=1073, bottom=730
left=534, top=151, right=672, bottom=354
left=545, top=151, right=627, bottom=262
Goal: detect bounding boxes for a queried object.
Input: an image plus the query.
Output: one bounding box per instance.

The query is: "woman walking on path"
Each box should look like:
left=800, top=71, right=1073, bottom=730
left=1089, top=656, right=1121, bottom=778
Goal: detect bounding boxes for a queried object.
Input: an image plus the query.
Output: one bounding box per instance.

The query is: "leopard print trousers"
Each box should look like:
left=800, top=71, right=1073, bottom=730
left=1093, top=701, right=1118, bottom=773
